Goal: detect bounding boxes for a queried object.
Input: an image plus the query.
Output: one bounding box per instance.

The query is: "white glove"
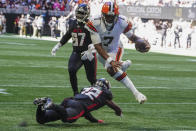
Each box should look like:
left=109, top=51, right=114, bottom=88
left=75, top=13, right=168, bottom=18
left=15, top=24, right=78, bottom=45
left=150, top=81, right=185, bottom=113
left=51, top=43, right=62, bottom=56
left=81, top=44, right=96, bottom=61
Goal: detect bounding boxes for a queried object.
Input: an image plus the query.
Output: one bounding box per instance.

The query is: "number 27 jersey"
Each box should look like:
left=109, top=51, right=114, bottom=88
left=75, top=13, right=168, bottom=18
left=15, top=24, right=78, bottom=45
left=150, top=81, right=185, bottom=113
left=60, top=19, right=92, bottom=53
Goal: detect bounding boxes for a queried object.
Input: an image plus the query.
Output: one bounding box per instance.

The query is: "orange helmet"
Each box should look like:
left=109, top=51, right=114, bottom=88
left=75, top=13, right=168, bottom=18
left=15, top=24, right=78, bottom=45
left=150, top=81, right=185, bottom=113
left=101, top=2, right=119, bottom=30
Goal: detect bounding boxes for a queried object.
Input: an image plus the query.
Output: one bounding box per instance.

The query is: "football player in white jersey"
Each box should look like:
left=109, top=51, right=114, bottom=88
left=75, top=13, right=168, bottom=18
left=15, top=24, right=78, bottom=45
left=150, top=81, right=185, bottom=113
left=86, top=2, right=150, bottom=104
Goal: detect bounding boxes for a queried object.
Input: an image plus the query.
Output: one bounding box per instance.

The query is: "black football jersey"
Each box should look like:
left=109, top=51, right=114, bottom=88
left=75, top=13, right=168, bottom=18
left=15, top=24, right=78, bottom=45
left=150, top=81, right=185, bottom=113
left=60, top=19, right=92, bottom=53
left=74, top=86, right=113, bottom=112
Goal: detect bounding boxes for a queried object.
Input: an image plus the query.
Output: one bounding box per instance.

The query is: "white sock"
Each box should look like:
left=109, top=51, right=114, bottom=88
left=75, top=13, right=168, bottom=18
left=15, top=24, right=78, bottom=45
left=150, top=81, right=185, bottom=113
left=112, top=69, right=139, bottom=95
left=120, top=76, right=139, bottom=95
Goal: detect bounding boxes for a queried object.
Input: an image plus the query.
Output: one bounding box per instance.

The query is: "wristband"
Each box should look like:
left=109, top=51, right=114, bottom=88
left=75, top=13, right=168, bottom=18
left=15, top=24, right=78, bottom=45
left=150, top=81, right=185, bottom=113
left=106, top=57, right=113, bottom=64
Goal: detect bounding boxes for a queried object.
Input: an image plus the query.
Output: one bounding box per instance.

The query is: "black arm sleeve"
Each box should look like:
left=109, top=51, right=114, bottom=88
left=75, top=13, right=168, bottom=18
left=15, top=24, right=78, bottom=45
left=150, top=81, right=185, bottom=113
left=60, top=30, right=72, bottom=45
left=84, top=112, right=98, bottom=123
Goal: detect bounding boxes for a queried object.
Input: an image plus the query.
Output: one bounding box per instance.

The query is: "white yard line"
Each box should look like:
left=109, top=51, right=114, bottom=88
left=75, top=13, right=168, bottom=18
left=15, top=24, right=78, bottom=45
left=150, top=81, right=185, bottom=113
left=0, top=89, right=10, bottom=94
left=0, top=65, right=67, bottom=69
left=0, top=41, right=36, bottom=46
left=117, top=103, right=196, bottom=105
left=0, top=84, right=196, bottom=90
left=0, top=102, right=196, bottom=105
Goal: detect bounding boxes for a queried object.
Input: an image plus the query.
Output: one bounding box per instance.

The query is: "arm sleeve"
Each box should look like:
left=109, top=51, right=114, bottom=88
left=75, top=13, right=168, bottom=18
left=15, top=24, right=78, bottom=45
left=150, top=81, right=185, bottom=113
left=59, top=29, right=72, bottom=45
left=123, top=22, right=134, bottom=39
left=84, top=112, right=98, bottom=123
left=106, top=100, right=122, bottom=116
left=105, top=90, right=113, bottom=101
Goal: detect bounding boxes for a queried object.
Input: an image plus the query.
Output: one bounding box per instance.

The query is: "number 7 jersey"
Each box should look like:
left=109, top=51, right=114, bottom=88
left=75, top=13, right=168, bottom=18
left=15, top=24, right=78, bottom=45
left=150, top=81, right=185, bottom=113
left=90, top=15, right=133, bottom=53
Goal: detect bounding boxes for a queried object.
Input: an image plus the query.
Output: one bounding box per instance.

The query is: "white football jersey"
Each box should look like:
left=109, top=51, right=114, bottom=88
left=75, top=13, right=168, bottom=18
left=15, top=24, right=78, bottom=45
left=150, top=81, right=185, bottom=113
left=92, top=15, right=133, bottom=53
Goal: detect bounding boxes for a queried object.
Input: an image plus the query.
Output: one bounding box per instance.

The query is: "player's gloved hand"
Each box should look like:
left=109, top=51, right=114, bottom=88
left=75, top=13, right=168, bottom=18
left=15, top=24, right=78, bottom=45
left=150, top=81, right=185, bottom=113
left=105, top=57, right=122, bottom=71
left=115, top=107, right=122, bottom=116
left=135, top=39, right=150, bottom=53
left=98, top=120, right=104, bottom=123
left=51, top=42, right=62, bottom=56
left=110, top=61, right=122, bottom=72
left=81, top=44, right=96, bottom=61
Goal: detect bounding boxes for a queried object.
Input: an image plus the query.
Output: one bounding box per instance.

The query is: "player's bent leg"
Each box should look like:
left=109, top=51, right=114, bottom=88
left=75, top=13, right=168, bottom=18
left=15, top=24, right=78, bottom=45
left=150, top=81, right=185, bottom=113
left=107, top=67, right=147, bottom=104
left=83, top=54, right=97, bottom=85
left=34, top=98, right=61, bottom=124
left=68, top=52, right=83, bottom=95
left=65, top=99, right=85, bottom=123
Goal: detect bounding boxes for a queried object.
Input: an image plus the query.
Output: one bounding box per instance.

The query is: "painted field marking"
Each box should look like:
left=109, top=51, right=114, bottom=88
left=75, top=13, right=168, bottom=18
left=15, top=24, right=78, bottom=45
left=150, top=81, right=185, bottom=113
left=187, top=59, right=196, bottom=62
left=0, top=41, right=35, bottom=46
left=0, top=89, right=10, bottom=94
left=117, top=103, right=196, bottom=105
left=0, top=102, right=196, bottom=105
left=0, top=85, right=196, bottom=90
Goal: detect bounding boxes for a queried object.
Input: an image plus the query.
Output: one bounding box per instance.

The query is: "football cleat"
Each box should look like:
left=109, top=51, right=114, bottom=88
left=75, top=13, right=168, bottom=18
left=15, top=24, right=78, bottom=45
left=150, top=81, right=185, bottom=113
left=135, top=92, right=147, bottom=104
left=33, top=97, right=48, bottom=106
left=121, top=60, right=132, bottom=72
left=43, top=98, right=54, bottom=110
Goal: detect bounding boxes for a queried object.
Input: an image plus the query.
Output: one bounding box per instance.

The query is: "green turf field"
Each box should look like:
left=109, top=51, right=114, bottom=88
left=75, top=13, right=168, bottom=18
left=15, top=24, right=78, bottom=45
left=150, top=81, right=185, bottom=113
left=0, top=36, right=196, bottom=131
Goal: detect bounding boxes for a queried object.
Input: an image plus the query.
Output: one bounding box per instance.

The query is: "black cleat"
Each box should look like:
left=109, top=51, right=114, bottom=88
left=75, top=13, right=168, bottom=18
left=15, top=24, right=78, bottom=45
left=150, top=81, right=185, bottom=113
left=33, top=97, right=48, bottom=106
left=44, top=98, right=54, bottom=110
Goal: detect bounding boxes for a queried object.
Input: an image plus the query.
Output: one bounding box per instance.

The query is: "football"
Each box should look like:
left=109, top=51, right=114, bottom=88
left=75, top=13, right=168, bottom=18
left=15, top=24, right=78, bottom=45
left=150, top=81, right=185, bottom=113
left=135, top=39, right=151, bottom=53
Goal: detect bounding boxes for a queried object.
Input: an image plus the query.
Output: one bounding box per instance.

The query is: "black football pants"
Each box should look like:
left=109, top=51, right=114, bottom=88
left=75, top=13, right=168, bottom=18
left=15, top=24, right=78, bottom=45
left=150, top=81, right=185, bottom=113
left=36, top=99, right=85, bottom=124
left=68, top=52, right=97, bottom=95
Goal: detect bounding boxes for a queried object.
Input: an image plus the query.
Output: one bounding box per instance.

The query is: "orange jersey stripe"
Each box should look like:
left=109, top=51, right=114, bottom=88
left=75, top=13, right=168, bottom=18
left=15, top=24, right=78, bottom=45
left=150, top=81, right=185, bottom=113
left=123, top=22, right=132, bottom=33
left=116, top=72, right=127, bottom=81
left=87, top=21, right=97, bottom=32
left=115, top=47, right=122, bottom=61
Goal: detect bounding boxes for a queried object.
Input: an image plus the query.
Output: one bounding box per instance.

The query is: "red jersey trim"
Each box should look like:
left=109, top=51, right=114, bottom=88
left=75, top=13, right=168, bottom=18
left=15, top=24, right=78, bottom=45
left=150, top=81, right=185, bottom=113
left=123, top=22, right=132, bottom=33
left=116, top=72, right=127, bottom=81
left=87, top=103, right=98, bottom=110
left=87, top=21, right=97, bottom=32
left=67, top=110, right=85, bottom=120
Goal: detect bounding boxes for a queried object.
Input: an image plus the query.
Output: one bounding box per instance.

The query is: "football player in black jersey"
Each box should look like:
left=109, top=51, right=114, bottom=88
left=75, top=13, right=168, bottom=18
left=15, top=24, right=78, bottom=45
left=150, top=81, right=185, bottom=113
left=51, top=4, right=97, bottom=95
left=34, top=78, right=122, bottom=124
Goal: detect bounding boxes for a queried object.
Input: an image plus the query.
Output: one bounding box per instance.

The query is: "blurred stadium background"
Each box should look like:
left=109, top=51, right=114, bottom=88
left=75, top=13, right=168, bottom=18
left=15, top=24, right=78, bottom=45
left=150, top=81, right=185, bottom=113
left=0, top=0, right=196, bottom=130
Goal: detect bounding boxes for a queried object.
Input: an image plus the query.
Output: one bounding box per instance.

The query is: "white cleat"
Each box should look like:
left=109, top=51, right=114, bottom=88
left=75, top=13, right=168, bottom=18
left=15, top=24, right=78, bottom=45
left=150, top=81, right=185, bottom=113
left=121, top=60, right=132, bottom=72
left=135, top=92, right=147, bottom=104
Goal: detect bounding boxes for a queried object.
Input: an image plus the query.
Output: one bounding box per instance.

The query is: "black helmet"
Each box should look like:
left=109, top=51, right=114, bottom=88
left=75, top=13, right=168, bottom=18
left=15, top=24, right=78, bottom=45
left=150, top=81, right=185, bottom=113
left=75, top=4, right=90, bottom=23
left=95, top=78, right=111, bottom=90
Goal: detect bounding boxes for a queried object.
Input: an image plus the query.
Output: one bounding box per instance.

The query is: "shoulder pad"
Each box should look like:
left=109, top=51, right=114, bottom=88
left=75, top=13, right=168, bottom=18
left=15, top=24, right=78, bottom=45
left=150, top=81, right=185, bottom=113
left=118, top=15, right=132, bottom=33
left=91, top=16, right=101, bottom=26
left=118, top=15, right=127, bottom=21
left=68, top=19, right=77, bottom=28
left=118, top=15, right=129, bottom=27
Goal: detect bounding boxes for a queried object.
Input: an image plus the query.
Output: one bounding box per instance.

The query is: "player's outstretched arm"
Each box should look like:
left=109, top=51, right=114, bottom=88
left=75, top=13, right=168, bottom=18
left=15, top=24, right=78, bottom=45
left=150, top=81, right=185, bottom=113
left=51, top=27, right=72, bottom=56
left=84, top=112, right=103, bottom=123
left=106, top=100, right=122, bottom=116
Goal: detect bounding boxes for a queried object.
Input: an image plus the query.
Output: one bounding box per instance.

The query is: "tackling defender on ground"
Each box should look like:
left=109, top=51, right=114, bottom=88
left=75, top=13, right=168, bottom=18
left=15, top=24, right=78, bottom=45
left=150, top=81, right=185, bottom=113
left=34, top=78, right=122, bottom=124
